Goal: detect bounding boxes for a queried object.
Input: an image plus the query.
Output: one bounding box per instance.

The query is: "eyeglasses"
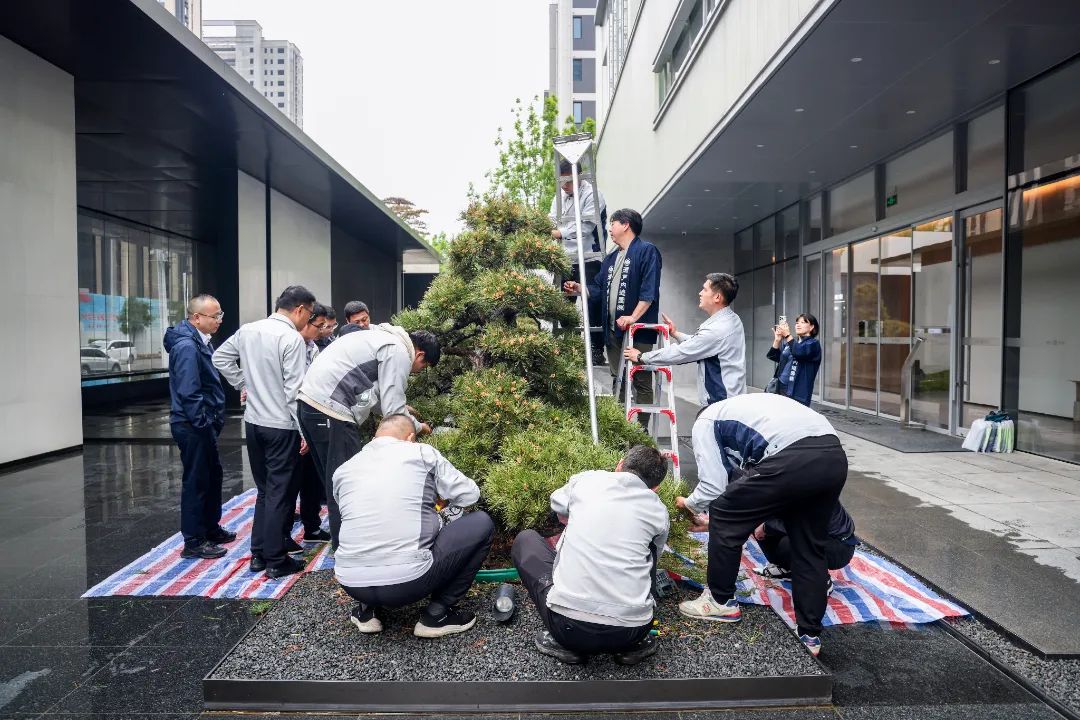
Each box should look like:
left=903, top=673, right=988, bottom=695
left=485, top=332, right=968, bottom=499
left=310, top=322, right=328, bottom=331
left=197, top=311, right=225, bottom=321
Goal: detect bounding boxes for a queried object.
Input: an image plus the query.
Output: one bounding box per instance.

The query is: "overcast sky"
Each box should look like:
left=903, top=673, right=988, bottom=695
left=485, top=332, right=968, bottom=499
left=204, top=0, right=550, bottom=236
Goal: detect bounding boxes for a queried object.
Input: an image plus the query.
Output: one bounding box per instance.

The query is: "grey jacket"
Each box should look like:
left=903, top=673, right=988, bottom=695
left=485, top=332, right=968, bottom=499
left=332, top=436, right=480, bottom=587
left=297, top=324, right=421, bottom=432
left=641, top=306, right=746, bottom=406
left=547, top=470, right=669, bottom=627
left=211, top=313, right=306, bottom=430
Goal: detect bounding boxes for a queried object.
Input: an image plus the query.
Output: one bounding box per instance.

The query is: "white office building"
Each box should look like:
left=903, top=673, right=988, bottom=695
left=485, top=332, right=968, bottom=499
left=595, top=0, right=1080, bottom=464
left=202, top=19, right=304, bottom=129
left=156, top=0, right=201, bottom=35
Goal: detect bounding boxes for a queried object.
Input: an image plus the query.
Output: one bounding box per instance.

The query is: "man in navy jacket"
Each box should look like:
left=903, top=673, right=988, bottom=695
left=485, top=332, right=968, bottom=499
left=564, top=208, right=662, bottom=426
left=164, top=294, right=233, bottom=560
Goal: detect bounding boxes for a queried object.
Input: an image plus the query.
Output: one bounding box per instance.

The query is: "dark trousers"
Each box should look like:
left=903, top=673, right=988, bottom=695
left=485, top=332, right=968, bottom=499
left=565, top=260, right=603, bottom=357
left=608, top=338, right=655, bottom=428
left=512, top=530, right=651, bottom=655
left=341, top=511, right=495, bottom=614
left=759, top=532, right=855, bottom=573
left=291, top=452, right=325, bottom=535
left=245, top=422, right=302, bottom=569
left=298, top=401, right=364, bottom=550
left=172, top=421, right=224, bottom=547
left=706, top=436, right=847, bottom=637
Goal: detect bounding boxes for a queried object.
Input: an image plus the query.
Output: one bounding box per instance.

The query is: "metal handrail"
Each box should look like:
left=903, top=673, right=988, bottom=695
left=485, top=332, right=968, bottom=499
left=899, top=335, right=925, bottom=427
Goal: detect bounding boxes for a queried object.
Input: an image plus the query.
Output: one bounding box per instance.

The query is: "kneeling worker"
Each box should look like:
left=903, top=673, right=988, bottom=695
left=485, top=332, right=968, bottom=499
left=512, top=445, right=669, bottom=665
left=675, top=393, right=847, bottom=656
left=754, top=502, right=857, bottom=595
left=334, top=415, right=493, bottom=638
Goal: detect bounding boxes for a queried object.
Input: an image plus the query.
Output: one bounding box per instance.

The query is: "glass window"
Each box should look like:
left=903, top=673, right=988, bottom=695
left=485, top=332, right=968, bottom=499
left=734, top=228, right=753, bottom=273
left=752, top=265, right=775, bottom=388
left=910, top=217, right=954, bottom=429
left=967, top=106, right=1004, bottom=191
left=806, top=255, right=823, bottom=397
left=824, top=247, right=848, bottom=404
left=778, top=204, right=800, bottom=260
left=734, top=271, right=754, bottom=377
left=573, top=16, right=583, bottom=39
left=781, top=258, right=800, bottom=320
left=755, top=217, right=775, bottom=268
left=878, top=228, right=913, bottom=417
left=1013, top=56, right=1080, bottom=175
left=573, top=58, right=583, bottom=82
left=828, top=171, right=875, bottom=236
left=1013, top=172, right=1080, bottom=462
left=573, top=102, right=583, bottom=125
left=885, top=132, right=955, bottom=218
left=850, top=237, right=880, bottom=412
left=961, top=208, right=1003, bottom=429
left=809, top=195, right=823, bottom=244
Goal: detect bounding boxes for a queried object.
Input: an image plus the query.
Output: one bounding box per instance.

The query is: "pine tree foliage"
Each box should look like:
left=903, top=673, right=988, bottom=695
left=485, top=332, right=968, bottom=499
left=394, top=196, right=672, bottom=532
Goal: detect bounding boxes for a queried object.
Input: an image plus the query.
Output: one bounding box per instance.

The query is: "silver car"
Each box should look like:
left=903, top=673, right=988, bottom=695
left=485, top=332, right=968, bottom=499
left=80, top=347, right=121, bottom=375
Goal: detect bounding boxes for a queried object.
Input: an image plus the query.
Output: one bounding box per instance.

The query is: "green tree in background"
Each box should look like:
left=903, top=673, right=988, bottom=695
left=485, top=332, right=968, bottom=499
left=485, top=95, right=597, bottom=213
left=382, top=196, right=431, bottom=237
left=118, top=296, right=152, bottom=338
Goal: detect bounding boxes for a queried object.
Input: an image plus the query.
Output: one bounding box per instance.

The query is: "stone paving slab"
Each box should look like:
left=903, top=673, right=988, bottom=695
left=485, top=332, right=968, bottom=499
left=207, top=571, right=828, bottom=713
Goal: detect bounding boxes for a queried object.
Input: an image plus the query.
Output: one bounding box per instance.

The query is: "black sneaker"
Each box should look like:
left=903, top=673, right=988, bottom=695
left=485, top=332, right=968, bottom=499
left=248, top=554, right=266, bottom=572
left=264, top=557, right=305, bottom=579
left=207, top=527, right=237, bottom=544
left=181, top=541, right=227, bottom=560
left=349, top=604, right=383, bottom=634
left=533, top=629, right=584, bottom=664
left=613, top=634, right=660, bottom=666
left=413, top=606, right=477, bottom=638
left=284, top=538, right=305, bottom=555
left=304, top=529, right=331, bottom=543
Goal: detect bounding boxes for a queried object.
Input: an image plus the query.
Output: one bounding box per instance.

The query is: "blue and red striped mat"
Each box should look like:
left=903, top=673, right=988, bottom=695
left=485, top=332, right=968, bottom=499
left=86, top=488, right=968, bottom=626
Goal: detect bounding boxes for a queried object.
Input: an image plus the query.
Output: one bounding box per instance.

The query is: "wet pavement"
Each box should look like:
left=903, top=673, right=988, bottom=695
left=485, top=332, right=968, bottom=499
left=0, top=402, right=1071, bottom=718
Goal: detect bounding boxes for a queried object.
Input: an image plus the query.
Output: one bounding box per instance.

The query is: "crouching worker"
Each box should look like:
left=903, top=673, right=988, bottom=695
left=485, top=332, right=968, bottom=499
left=675, top=393, right=847, bottom=656
left=512, top=445, right=669, bottom=666
left=333, top=414, right=494, bottom=639
left=754, top=501, right=858, bottom=592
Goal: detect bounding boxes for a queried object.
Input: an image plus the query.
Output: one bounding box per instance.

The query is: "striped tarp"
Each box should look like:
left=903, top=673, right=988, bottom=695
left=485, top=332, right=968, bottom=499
left=669, top=532, right=968, bottom=628
left=84, top=488, right=335, bottom=600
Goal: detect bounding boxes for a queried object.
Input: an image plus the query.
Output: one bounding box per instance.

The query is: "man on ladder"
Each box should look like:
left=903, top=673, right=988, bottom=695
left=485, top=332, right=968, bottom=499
left=562, top=208, right=662, bottom=429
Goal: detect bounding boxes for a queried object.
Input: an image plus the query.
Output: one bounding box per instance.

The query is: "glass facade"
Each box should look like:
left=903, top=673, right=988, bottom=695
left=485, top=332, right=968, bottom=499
left=77, top=212, right=198, bottom=382
left=885, top=132, right=954, bottom=219
left=828, top=171, right=875, bottom=236
left=960, top=208, right=1003, bottom=429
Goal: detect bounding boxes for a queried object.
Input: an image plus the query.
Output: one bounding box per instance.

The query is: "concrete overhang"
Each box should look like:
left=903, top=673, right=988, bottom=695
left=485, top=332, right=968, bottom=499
left=0, top=0, right=440, bottom=262
left=643, top=0, right=1080, bottom=237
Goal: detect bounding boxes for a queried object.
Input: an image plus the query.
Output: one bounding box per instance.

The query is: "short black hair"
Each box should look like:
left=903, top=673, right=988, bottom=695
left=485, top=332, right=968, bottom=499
left=323, top=306, right=336, bottom=320
left=409, top=330, right=441, bottom=366
left=797, top=312, right=820, bottom=338
left=559, top=160, right=574, bottom=176
left=621, top=445, right=667, bottom=488
left=337, top=323, right=364, bottom=336
left=706, top=273, right=739, bottom=306
left=310, top=302, right=329, bottom=321
left=610, top=208, right=643, bottom=236
left=274, top=285, right=316, bottom=312
left=343, top=300, right=369, bottom=318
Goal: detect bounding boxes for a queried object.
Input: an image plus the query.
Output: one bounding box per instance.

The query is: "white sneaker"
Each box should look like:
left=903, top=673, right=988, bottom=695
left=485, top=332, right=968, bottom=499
left=678, top=588, right=742, bottom=623
left=349, top=604, right=383, bottom=634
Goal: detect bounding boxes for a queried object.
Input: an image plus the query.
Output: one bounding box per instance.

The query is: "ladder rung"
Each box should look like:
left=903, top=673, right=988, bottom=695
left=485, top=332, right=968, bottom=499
left=628, top=405, right=674, bottom=414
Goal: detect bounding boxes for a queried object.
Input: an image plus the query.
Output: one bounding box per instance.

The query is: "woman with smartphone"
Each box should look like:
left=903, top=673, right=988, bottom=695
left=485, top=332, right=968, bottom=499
left=766, top=313, right=821, bottom=406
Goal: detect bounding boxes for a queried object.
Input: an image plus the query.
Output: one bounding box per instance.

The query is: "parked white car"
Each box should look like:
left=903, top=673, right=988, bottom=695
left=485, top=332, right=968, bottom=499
left=80, top=347, right=121, bottom=375
left=88, top=339, right=136, bottom=368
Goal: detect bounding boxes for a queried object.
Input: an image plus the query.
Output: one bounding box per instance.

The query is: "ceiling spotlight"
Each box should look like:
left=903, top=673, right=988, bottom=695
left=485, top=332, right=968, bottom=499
left=809, top=170, right=817, bottom=174
left=704, top=188, right=711, bottom=192
left=778, top=189, right=784, bottom=193
left=906, top=109, right=916, bottom=115
left=988, top=58, right=1000, bottom=65
left=686, top=203, right=693, bottom=207
left=732, top=216, right=738, bottom=219
left=756, top=144, right=765, bottom=148
left=850, top=57, right=863, bottom=63
left=713, top=226, right=720, bottom=230
left=753, top=204, right=759, bottom=208
left=850, top=144, right=859, bottom=149
left=661, top=226, right=666, bottom=230
left=794, top=107, right=805, bottom=113
left=726, top=169, right=734, bottom=173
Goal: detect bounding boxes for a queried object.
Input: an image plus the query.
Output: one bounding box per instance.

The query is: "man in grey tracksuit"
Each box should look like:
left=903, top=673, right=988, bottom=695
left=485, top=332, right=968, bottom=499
left=334, top=415, right=493, bottom=638
left=212, top=285, right=316, bottom=579
left=511, top=445, right=669, bottom=666
left=297, top=324, right=440, bottom=549
left=624, top=272, right=746, bottom=406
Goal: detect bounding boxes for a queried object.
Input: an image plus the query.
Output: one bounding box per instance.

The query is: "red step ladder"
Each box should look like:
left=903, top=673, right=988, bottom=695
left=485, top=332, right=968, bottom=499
left=619, top=322, right=681, bottom=482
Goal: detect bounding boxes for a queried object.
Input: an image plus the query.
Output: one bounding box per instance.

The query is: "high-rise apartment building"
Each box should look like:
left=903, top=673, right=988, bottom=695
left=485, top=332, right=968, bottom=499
left=548, top=0, right=598, bottom=128
left=202, top=19, right=304, bottom=129
left=156, top=0, right=201, bottom=35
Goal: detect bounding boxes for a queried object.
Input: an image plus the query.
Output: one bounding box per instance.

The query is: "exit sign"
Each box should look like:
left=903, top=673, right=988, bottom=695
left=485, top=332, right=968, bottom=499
left=886, top=192, right=898, bottom=207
